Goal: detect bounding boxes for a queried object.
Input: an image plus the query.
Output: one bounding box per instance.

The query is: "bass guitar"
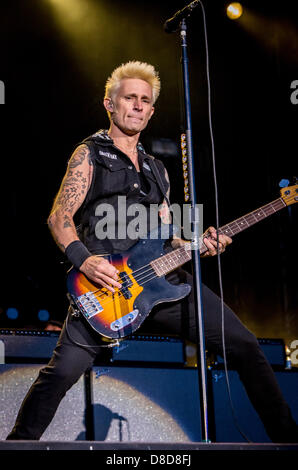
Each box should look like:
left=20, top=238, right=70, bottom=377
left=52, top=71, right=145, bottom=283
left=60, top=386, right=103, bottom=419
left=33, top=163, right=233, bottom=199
left=67, top=183, right=298, bottom=340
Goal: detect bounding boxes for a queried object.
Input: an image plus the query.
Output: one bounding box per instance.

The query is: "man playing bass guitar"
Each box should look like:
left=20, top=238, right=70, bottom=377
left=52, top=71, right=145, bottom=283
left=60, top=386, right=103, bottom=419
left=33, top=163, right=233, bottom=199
left=7, top=61, right=298, bottom=443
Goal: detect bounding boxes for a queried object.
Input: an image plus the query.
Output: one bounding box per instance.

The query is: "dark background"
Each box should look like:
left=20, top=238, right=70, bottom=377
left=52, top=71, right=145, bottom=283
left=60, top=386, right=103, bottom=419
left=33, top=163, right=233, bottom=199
left=0, top=0, right=297, bottom=347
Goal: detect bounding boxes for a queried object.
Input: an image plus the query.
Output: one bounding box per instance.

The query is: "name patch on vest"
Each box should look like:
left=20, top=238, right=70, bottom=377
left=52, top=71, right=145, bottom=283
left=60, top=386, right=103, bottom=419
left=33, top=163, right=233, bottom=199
left=98, top=150, right=118, bottom=160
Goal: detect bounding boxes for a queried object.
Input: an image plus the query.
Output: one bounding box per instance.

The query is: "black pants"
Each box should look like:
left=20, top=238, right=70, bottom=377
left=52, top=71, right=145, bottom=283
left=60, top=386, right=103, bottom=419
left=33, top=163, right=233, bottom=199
left=7, top=269, right=298, bottom=442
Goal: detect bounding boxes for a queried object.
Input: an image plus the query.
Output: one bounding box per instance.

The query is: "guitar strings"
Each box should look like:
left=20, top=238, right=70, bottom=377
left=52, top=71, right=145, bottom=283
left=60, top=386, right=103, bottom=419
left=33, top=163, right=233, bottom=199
left=75, top=192, right=297, bottom=313
left=87, top=192, right=293, bottom=299
left=91, top=263, right=154, bottom=296
left=80, top=246, right=190, bottom=310
left=89, top=245, right=189, bottom=298
left=88, top=194, right=284, bottom=298
left=77, top=193, right=293, bottom=306
left=80, top=267, right=156, bottom=311
left=94, top=269, right=176, bottom=312
left=88, top=264, right=161, bottom=306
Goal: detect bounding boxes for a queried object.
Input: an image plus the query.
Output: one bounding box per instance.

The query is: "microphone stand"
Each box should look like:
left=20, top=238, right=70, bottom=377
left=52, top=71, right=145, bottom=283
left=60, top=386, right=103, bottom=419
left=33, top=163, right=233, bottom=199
left=179, top=18, right=210, bottom=443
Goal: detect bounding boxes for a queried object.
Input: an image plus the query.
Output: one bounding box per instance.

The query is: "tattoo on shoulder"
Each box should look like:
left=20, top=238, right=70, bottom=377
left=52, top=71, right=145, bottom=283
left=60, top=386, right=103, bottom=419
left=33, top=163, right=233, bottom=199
left=69, top=145, right=90, bottom=169
left=51, top=145, right=93, bottom=215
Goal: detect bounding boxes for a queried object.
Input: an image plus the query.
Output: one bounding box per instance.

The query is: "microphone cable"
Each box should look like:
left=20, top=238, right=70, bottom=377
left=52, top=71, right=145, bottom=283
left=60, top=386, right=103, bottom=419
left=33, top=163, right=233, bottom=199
left=197, top=0, right=252, bottom=443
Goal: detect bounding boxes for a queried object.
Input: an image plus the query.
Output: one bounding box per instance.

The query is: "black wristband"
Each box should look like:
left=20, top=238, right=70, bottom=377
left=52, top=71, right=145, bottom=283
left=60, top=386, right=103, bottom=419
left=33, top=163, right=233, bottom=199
left=65, top=241, right=92, bottom=270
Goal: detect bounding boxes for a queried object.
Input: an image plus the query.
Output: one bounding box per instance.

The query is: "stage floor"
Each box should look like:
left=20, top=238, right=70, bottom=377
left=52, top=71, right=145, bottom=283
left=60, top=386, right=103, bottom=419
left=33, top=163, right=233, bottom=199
left=1, top=440, right=297, bottom=451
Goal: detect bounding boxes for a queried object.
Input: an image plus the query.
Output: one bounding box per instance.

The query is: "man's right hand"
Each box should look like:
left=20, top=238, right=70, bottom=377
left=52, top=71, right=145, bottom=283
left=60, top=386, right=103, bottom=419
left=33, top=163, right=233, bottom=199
left=80, top=256, right=122, bottom=293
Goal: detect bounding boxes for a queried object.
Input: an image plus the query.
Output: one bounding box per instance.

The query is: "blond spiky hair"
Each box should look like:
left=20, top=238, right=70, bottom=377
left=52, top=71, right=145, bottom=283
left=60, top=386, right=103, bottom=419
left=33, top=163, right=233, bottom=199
left=105, top=61, right=161, bottom=104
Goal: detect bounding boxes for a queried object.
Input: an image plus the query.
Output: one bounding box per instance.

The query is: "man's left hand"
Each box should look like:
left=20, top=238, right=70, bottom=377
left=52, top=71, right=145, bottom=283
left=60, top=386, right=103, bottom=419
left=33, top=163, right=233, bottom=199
left=201, top=226, right=232, bottom=257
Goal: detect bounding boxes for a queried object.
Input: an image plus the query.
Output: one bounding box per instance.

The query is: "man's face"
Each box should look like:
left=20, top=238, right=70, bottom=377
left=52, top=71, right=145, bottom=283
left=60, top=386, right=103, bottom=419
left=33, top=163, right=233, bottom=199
left=105, top=78, right=155, bottom=136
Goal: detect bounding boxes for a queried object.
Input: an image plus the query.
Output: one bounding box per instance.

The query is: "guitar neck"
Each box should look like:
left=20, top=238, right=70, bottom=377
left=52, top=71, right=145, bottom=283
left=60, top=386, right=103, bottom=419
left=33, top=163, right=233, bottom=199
left=151, top=197, right=286, bottom=276
left=216, top=196, right=286, bottom=239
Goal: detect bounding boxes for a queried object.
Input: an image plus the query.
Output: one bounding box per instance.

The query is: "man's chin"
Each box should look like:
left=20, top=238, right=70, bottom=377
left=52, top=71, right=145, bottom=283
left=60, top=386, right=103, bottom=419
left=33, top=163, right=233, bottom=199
left=126, top=128, right=142, bottom=136
left=117, top=125, right=143, bottom=136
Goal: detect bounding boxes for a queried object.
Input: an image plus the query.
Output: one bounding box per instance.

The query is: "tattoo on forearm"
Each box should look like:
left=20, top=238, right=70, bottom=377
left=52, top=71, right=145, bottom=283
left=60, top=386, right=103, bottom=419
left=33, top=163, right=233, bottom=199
left=47, top=145, right=93, bottom=251
left=47, top=214, right=67, bottom=251
left=52, top=145, right=92, bottom=215
left=63, top=214, right=72, bottom=228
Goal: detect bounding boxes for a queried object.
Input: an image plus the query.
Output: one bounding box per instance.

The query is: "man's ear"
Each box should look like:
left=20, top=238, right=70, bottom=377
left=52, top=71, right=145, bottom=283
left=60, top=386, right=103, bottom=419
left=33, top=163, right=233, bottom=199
left=103, top=98, right=114, bottom=113
left=149, top=106, right=155, bottom=120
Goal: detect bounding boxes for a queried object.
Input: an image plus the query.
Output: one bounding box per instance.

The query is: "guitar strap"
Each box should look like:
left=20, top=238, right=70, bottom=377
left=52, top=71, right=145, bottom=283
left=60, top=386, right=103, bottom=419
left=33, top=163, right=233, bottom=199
left=149, top=158, right=191, bottom=338
left=148, top=156, right=171, bottom=209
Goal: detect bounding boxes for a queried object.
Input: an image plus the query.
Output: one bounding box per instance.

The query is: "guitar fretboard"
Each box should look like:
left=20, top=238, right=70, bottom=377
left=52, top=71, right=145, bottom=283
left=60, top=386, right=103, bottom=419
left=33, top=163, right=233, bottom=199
left=217, top=197, right=286, bottom=238
left=151, top=245, right=192, bottom=276
left=151, top=197, right=286, bottom=277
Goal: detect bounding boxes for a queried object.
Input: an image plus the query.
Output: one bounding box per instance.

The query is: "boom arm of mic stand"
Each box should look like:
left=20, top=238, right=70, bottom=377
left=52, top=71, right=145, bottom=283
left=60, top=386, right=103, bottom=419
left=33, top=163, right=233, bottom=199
left=179, top=18, right=210, bottom=443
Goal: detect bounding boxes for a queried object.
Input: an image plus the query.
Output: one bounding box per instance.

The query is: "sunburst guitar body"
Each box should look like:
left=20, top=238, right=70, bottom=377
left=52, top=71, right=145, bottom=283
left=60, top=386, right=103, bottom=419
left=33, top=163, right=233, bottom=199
left=67, top=182, right=298, bottom=340
left=66, top=225, right=191, bottom=339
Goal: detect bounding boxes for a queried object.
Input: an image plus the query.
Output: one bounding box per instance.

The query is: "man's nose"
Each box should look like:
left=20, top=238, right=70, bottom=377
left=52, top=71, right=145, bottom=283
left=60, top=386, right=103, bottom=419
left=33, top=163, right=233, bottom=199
left=133, top=99, right=143, bottom=110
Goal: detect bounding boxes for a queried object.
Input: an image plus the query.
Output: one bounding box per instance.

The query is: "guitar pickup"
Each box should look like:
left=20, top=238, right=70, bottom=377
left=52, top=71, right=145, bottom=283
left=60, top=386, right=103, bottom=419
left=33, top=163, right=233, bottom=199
left=118, top=271, right=133, bottom=299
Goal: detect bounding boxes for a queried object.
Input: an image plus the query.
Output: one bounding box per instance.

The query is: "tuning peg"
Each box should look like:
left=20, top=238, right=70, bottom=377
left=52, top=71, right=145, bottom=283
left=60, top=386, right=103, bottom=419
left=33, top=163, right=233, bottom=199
left=279, top=179, right=290, bottom=188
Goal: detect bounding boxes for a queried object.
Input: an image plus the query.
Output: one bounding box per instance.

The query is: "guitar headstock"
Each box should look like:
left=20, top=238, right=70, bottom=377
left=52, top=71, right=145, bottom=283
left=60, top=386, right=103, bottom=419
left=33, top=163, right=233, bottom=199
left=280, top=181, right=298, bottom=207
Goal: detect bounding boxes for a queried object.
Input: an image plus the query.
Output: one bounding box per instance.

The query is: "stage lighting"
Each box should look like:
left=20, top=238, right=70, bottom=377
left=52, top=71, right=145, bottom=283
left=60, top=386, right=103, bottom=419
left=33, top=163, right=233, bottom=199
left=6, top=308, right=19, bottom=320
left=226, top=2, right=243, bottom=20
left=38, top=309, right=50, bottom=322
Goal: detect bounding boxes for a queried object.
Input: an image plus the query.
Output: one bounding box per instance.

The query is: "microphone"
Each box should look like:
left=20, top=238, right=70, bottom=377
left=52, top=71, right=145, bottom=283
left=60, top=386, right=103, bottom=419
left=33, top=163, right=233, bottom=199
left=112, top=413, right=127, bottom=422
left=163, top=0, right=200, bottom=34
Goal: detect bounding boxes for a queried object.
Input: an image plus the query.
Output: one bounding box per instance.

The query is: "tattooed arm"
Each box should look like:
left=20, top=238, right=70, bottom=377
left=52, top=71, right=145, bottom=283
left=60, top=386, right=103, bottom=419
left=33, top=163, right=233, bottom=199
left=47, top=144, right=93, bottom=252
left=47, top=144, right=121, bottom=292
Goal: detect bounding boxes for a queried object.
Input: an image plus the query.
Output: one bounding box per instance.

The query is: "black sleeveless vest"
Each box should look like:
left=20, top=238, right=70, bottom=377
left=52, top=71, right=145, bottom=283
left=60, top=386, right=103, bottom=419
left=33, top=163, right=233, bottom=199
left=75, top=130, right=170, bottom=255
